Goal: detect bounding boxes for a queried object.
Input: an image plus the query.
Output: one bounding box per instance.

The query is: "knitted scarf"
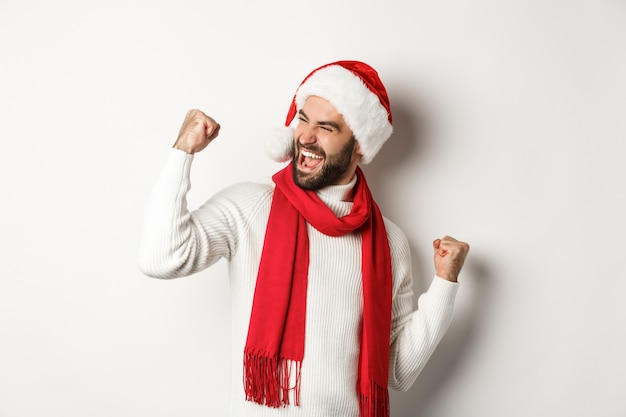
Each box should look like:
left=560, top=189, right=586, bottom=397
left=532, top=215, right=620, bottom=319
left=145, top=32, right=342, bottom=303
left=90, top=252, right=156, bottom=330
left=243, top=163, right=392, bottom=417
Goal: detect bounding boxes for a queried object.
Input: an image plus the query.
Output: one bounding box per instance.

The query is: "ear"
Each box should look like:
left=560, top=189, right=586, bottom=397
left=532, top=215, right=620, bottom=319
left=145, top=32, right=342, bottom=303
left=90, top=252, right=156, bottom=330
left=354, top=140, right=363, bottom=156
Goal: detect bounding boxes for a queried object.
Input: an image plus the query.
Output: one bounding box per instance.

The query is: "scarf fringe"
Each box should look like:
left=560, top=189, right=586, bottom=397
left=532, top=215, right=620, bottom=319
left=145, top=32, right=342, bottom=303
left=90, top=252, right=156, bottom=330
left=243, top=350, right=302, bottom=408
left=358, top=380, right=390, bottom=417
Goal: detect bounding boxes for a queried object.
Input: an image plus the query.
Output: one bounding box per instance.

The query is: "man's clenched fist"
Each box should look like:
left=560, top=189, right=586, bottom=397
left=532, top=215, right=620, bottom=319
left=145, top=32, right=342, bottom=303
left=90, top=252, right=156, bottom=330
left=173, top=109, right=221, bottom=154
left=433, top=236, right=470, bottom=282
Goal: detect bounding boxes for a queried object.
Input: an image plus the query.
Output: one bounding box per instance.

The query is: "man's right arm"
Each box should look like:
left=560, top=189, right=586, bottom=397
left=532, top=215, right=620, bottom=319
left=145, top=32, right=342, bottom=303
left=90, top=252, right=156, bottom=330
left=138, top=110, right=226, bottom=278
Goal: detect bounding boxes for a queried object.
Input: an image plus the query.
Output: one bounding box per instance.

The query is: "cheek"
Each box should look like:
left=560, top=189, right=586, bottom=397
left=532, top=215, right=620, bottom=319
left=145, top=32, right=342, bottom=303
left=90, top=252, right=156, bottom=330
left=325, top=136, right=349, bottom=155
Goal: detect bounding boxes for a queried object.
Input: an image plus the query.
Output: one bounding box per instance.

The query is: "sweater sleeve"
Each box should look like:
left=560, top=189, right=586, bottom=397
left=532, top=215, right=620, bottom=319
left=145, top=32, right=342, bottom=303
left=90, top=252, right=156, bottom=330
left=137, top=149, right=219, bottom=278
left=138, top=148, right=266, bottom=279
left=385, top=221, right=459, bottom=392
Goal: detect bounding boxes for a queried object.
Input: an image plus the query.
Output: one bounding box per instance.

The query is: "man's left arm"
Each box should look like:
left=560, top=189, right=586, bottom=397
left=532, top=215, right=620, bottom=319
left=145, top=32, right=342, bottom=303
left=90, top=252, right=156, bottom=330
left=386, top=226, right=470, bottom=391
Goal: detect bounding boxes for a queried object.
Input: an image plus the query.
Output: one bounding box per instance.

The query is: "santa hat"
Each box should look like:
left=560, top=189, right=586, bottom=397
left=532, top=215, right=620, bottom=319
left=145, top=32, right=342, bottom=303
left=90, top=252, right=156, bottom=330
left=266, top=60, right=393, bottom=165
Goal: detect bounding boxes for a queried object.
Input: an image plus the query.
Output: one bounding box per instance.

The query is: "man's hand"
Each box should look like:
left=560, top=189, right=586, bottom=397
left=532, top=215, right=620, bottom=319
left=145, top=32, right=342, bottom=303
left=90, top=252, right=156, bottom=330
left=173, top=109, right=221, bottom=154
left=433, top=236, right=470, bottom=282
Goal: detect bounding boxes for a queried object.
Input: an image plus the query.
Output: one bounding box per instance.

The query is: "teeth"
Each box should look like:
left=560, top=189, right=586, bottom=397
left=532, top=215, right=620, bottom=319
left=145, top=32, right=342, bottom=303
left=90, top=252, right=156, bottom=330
left=301, top=150, right=323, bottom=159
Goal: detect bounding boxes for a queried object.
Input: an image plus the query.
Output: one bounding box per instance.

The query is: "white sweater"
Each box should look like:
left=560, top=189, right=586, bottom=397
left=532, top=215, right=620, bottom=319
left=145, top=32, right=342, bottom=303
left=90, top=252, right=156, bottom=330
left=138, top=149, right=459, bottom=417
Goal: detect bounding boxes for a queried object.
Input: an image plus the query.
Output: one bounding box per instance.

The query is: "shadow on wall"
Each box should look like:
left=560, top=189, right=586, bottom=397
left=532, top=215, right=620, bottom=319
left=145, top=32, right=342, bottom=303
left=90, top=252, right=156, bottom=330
left=362, top=92, right=428, bottom=196
left=362, top=92, right=492, bottom=415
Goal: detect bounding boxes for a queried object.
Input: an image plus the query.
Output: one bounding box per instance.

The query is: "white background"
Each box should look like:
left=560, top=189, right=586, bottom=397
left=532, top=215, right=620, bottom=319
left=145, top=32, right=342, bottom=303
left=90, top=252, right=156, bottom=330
left=1, top=1, right=625, bottom=416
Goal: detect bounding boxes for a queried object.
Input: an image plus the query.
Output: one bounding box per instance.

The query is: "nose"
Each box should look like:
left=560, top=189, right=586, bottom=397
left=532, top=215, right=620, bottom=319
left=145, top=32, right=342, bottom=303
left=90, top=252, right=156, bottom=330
left=298, top=123, right=318, bottom=145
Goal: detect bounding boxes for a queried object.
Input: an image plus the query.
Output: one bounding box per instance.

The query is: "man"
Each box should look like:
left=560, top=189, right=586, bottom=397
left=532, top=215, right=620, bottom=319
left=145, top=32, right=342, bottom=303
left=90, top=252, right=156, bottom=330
left=139, top=60, right=469, bottom=417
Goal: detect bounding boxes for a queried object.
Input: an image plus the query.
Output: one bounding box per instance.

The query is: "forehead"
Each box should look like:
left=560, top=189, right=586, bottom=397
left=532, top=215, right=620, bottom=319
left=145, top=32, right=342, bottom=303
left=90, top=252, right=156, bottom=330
left=301, top=96, right=347, bottom=123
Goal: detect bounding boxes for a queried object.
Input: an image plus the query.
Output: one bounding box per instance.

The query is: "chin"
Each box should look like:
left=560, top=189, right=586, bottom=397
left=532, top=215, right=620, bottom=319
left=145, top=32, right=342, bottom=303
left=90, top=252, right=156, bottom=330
left=293, top=167, right=324, bottom=190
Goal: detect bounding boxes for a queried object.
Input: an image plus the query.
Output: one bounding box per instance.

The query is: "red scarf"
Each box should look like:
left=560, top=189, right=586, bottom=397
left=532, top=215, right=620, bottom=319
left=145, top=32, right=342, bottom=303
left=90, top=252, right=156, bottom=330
left=244, top=163, right=392, bottom=417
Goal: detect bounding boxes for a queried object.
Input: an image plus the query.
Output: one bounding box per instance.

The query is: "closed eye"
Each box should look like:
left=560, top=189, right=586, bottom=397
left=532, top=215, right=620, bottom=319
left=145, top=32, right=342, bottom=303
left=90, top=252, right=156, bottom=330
left=316, top=122, right=339, bottom=133
left=298, top=110, right=309, bottom=124
left=298, top=110, right=340, bottom=133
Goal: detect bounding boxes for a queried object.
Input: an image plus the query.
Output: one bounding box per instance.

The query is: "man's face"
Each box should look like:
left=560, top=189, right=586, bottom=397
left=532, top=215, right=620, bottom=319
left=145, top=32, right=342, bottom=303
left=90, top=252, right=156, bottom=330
left=292, top=96, right=361, bottom=190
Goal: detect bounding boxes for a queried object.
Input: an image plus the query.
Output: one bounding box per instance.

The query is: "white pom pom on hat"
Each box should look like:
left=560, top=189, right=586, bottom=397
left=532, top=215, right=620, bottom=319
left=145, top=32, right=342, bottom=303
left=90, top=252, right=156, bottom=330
left=264, top=126, right=296, bottom=163
left=265, top=60, right=393, bottom=165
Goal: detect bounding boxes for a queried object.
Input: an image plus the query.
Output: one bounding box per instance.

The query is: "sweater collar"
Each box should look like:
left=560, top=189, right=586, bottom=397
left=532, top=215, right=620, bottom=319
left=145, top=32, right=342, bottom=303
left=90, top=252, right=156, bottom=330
left=316, top=174, right=358, bottom=203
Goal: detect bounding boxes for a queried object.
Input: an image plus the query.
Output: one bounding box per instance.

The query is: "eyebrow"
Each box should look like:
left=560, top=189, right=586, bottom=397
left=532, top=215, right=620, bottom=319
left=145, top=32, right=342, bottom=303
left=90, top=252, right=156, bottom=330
left=298, top=110, right=342, bottom=132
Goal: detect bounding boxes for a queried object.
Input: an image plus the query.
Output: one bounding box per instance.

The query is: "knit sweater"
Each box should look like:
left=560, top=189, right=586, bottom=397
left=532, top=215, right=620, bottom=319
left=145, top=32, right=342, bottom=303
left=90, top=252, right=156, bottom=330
left=138, top=148, right=459, bottom=417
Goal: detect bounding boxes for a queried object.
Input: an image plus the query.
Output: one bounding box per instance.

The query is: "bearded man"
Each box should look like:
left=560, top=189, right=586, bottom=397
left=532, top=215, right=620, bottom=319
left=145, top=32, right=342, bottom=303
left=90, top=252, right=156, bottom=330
left=139, top=60, right=470, bottom=417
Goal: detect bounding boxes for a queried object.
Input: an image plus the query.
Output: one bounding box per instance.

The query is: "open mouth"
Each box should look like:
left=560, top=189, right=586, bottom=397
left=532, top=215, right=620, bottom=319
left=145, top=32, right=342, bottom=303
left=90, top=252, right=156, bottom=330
left=299, top=149, right=325, bottom=171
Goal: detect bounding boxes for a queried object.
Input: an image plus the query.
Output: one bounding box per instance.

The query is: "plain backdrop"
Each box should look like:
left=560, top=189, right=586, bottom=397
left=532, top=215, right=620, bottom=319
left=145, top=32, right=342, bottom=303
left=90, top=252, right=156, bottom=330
left=1, top=1, right=625, bottom=416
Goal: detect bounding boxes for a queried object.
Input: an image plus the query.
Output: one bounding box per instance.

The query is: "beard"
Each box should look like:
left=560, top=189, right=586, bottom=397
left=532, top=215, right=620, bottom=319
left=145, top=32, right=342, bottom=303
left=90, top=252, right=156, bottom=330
left=292, top=136, right=357, bottom=190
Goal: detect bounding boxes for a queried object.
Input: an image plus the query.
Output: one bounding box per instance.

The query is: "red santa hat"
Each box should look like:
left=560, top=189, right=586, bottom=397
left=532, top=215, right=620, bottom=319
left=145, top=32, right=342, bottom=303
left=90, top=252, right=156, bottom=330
left=266, top=60, right=393, bottom=165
